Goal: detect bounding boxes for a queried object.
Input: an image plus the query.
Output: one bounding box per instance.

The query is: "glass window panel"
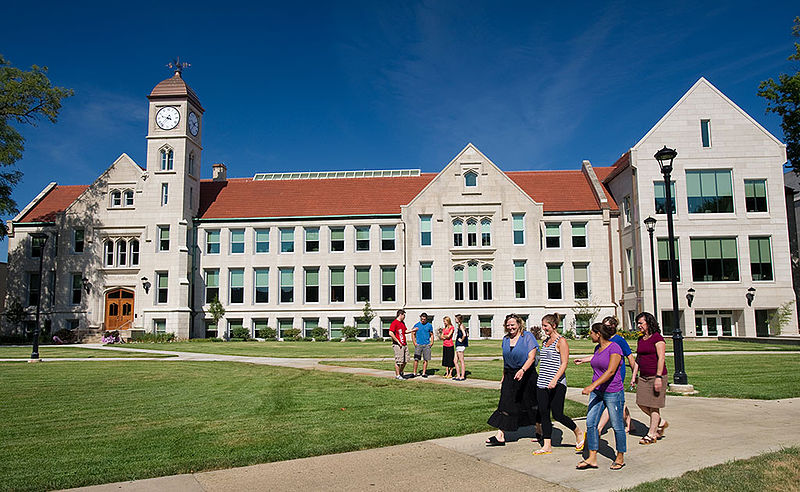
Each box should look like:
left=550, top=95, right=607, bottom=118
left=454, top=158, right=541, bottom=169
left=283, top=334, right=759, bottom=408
left=305, top=269, right=319, bottom=285
left=514, top=261, right=525, bottom=280
left=571, top=223, right=586, bottom=235
left=482, top=266, right=492, bottom=281
left=356, top=268, right=370, bottom=284
left=454, top=266, right=464, bottom=282
left=330, top=268, right=345, bottom=284
left=381, top=226, right=394, bottom=239
left=306, top=228, right=319, bottom=241
left=468, top=264, right=478, bottom=281
left=716, top=171, right=732, bottom=195
left=691, top=239, right=706, bottom=259
left=721, top=238, right=737, bottom=258
left=206, top=270, right=219, bottom=287
left=230, top=269, right=243, bottom=287
left=547, top=265, right=561, bottom=282
left=280, top=269, right=293, bottom=285
left=356, top=227, right=369, bottom=240
left=255, top=269, right=268, bottom=286
left=574, top=264, right=588, bottom=282
left=331, top=228, right=344, bottom=240
left=686, top=172, right=701, bottom=196
left=421, top=263, right=432, bottom=282
left=381, top=267, right=395, bottom=284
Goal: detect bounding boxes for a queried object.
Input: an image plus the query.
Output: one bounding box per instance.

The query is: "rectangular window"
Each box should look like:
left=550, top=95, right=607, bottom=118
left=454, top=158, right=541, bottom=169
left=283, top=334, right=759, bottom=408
left=161, top=183, right=168, bottom=206
left=467, top=220, right=477, bottom=246
left=205, top=269, right=219, bottom=303
left=381, top=266, right=396, bottom=302
left=130, top=239, right=139, bottom=265
left=454, top=266, right=464, bottom=301
left=229, top=269, right=244, bottom=304
left=355, top=226, right=370, bottom=251
left=468, top=263, right=479, bottom=301
left=156, top=272, right=168, bottom=304
left=545, top=223, right=560, bottom=248
left=305, top=227, right=319, bottom=252
left=686, top=170, right=733, bottom=213
left=27, top=272, right=41, bottom=306
left=73, top=229, right=84, bottom=253
left=117, top=240, right=127, bottom=266
left=623, top=196, right=631, bottom=225
left=571, top=222, right=587, bottom=248
left=31, top=235, right=46, bottom=258
left=420, top=215, right=432, bottom=246
left=255, top=228, right=269, bottom=253
left=280, top=268, right=294, bottom=303
left=420, top=262, right=432, bottom=301
left=573, top=263, right=589, bottom=299
left=701, top=119, right=711, bottom=148
left=305, top=268, right=319, bottom=303
left=381, top=225, right=395, bottom=251
left=453, top=219, right=463, bottom=247
left=329, top=318, right=344, bottom=339
left=381, top=317, right=393, bottom=338
left=657, top=238, right=681, bottom=282
left=691, top=238, right=739, bottom=281
left=205, top=321, right=218, bottom=339
left=482, top=266, right=492, bottom=300
left=547, top=264, right=562, bottom=300
left=330, top=267, right=345, bottom=303
left=479, top=316, right=492, bottom=338
left=254, top=268, right=269, bottom=303
left=71, top=273, right=82, bottom=305
left=158, top=226, right=170, bottom=251
left=303, top=318, right=319, bottom=338
left=154, top=319, right=166, bottom=334
left=654, top=181, right=677, bottom=214
left=330, top=227, right=345, bottom=252
left=512, top=214, right=525, bottom=245
left=749, top=237, right=773, bottom=281
left=278, top=319, right=293, bottom=339
left=356, top=267, right=370, bottom=302
left=230, top=229, right=245, bottom=254
left=206, top=230, right=220, bottom=254
left=626, top=248, right=635, bottom=288
left=481, top=219, right=491, bottom=246
left=744, top=179, right=768, bottom=213
left=253, top=319, right=269, bottom=338
left=280, top=228, right=294, bottom=253
left=514, top=260, right=526, bottom=299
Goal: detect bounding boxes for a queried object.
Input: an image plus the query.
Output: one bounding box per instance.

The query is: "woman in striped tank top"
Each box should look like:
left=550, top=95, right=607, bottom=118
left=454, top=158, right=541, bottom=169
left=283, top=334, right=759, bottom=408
left=533, top=313, right=584, bottom=455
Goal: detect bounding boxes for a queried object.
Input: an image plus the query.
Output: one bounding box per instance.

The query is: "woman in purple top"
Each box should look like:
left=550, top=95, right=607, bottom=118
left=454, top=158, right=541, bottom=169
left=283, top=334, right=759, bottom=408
left=577, top=323, right=626, bottom=470
left=631, top=312, right=669, bottom=445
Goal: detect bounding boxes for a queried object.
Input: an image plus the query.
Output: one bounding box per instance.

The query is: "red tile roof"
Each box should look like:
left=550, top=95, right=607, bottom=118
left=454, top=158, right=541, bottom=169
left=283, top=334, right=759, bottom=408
left=600, top=151, right=631, bottom=184
left=508, top=170, right=616, bottom=212
left=17, top=185, right=88, bottom=223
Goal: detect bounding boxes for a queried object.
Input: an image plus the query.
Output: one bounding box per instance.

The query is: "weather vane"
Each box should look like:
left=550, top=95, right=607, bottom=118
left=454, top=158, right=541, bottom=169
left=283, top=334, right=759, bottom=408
left=167, top=57, right=191, bottom=75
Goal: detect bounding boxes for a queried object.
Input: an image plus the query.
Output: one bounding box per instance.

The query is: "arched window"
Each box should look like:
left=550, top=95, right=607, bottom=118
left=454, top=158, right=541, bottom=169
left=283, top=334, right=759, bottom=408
left=466, top=219, right=478, bottom=247
left=111, top=190, right=121, bottom=207
left=467, top=261, right=479, bottom=300
left=452, top=219, right=463, bottom=247
left=117, top=239, right=127, bottom=266
left=130, top=239, right=140, bottom=266
left=160, top=148, right=174, bottom=171
left=453, top=265, right=465, bottom=301
left=104, top=240, right=114, bottom=266
left=123, top=190, right=134, bottom=207
left=481, top=218, right=491, bottom=246
left=482, top=265, right=493, bottom=300
left=464, top=170, right=478, bottom=187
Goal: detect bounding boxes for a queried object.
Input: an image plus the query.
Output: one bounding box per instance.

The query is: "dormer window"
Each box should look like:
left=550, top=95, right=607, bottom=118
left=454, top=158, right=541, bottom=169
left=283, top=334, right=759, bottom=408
left=464, top=170, right=478, bottom=187
left=111, top=191, right=122, bottom=207
left=160, top=148, right=174, bottom=171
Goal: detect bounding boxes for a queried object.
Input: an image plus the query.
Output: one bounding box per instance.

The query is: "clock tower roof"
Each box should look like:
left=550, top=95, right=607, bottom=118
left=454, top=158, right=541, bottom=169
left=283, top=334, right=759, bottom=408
left=148, top=71, right=203, bottom=111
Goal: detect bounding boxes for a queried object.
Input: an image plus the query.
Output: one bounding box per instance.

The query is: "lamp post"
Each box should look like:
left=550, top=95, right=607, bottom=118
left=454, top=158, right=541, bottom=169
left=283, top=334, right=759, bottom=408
left=654, top=146, right=689, bottom=386
left=644, top=216, right=658, bottom=317
left=29, top=233, right=49, bottom=360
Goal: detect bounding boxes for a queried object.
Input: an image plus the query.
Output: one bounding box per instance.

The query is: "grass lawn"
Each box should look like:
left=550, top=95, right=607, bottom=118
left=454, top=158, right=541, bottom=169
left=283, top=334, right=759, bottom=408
left=0, top=360, right=585, bottom=491
left=0, top=346, right=175, bottom=358
left=624, top=446, right=800, bottom=491
left=324, top=353, right=800, bottom=399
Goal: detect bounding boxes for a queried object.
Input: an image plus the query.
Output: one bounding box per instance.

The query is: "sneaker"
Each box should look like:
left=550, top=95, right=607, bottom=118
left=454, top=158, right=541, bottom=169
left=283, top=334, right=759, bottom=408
left=395, top=375, right=404, bottom=380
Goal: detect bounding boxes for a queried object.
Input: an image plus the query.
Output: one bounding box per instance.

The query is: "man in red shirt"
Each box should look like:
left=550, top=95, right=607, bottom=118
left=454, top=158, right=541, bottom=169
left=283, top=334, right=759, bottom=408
left=389, top=309, right=408, bottom=380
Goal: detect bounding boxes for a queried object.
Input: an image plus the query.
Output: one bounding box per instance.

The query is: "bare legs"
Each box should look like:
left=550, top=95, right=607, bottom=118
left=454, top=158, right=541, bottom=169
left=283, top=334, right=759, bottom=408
left=455, top=350, right=466, bottom=379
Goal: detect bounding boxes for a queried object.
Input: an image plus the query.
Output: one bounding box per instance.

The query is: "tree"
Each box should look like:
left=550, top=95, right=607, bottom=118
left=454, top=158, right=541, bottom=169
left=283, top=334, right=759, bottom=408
left=208, top=296, right=225, bottom=335
left=0, top=54, right=73, bottom=225
left=758, top=17, right=800, bottom=173
left=571, top=298, right=601, bottom=338
left=360, top=300, right=376, bottom=337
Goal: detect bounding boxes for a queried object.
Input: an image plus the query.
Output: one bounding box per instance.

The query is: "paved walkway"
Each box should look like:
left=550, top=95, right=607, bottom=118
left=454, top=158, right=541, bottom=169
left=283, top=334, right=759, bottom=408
left=28, top=344, right=798, bottom=491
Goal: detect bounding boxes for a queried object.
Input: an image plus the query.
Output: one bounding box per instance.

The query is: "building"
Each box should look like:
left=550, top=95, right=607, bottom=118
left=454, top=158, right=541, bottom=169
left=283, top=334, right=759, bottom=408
left=4, top=72, right=797, bottom=339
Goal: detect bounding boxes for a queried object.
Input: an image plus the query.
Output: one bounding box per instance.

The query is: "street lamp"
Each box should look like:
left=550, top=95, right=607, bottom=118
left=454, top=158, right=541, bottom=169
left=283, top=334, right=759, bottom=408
left=29, top=233, right=48, bottom=360
left=654, top=146, right=689, bottom=387
left=644, top=216, right=658, bottom=317
left=746, top=287, right=756, bottom=307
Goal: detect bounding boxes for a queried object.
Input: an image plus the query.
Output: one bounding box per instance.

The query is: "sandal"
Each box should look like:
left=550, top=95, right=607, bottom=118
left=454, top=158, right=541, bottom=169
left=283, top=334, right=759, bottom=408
left=576, top=460, right=598, bottom=470
left=532, top=449, right=552, bottom=455
left=639, top=435, right=657, bottom=445
left=575, top=431, right=586, bottom=452
left=610, top=462, right=626, bottom=470
left=657, top=421, right=669, bottom=439
left=485, top=436, right=505, bottom=447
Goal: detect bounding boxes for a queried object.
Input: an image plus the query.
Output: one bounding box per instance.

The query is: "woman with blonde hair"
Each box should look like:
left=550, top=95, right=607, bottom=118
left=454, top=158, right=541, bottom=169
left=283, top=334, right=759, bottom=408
left=441, top=316, right=456, bottom=379
left=453, top=314, right=469, bottom=381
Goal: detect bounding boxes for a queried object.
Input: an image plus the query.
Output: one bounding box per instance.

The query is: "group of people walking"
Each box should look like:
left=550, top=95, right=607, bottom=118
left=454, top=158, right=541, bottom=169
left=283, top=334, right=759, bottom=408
left=485, top=312, right=669, bottom=471
left=389, top=309, right=469, bottom=381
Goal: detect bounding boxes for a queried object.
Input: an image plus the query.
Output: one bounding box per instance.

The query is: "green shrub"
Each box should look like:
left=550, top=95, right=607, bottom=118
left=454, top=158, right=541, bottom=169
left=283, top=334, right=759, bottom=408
left=231, top=327, right=251, bottom=340
left=257, top=327, right=276, bottom=339
left=300, top=336, right=314, bottom=342
left=52, top=329, right=77, bottom=344
left=310, top=327, right=328, bottom=340
left=131, top=333, right=175, bottom=343
left=0, top=334, right=27, bottom=344
left=209, top=337, right=224, bottom=342
left=617, top=330, right=639, bottom=340
left=330, top=337, right=342, bottom=342
left=363, top=337, right=385, bottom=342
left=282, top=328, right=301, bottom=341
left=341, top=325, right=359, bottom=340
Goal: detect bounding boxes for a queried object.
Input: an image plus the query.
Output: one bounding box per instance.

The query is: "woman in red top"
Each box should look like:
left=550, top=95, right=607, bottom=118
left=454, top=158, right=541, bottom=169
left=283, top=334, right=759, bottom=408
left=441, top=316, right=456, bottom=379
left=630, top=312, right=669, bottom=445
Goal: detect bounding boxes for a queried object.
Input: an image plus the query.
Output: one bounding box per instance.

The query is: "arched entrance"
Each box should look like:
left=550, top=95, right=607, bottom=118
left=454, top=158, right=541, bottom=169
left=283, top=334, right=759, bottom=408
left=105, top=288, right=134, bottom=331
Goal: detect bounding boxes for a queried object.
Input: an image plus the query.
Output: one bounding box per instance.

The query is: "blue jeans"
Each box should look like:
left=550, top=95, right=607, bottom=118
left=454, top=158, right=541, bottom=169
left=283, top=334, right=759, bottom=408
left=586, top=390, right=626, bottom=453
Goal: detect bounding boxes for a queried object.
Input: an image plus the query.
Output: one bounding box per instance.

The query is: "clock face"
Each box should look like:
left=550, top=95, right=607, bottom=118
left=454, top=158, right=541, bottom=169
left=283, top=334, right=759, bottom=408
left=188, top=111, right=199, bottom=136
left=156, top=106, right=180, bottom=130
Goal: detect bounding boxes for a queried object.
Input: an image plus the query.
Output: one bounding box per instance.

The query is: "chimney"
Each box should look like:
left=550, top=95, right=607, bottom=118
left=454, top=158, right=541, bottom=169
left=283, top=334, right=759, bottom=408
left=212, top=163, right=227, bottom=181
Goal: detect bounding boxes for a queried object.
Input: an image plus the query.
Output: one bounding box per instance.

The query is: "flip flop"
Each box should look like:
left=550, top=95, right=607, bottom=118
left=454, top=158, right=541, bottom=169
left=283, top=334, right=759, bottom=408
left=610, top=462, right=626, bottom=470
left=575, top=431, right=586, bottom=452
left=576, top=460, right=598, bottom=470
left=639, top=435, right=657, bottom=445
left=657, top=421, right=669, bottom=439
left=532, top=449, right=552, bottom=455
left=485, top=436, right=505, bottom=447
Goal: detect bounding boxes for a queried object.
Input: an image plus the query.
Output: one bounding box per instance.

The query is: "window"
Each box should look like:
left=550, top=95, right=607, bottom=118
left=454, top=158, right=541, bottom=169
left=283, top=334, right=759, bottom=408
left=686, top=170, right=733, bottom=213
left=453, top=219, right=463, bottom=247
left=381, top=225, right=395, bottom=251
left=254, top=268, right=269, bottom=303
left=229, top=269, right=244, bottom=304
left=330, top=267, right=345, bottom=303
left=701, top=119, right=711, bottom=148
left=749, top=237, right=773, bottom=281
left=156, top=272, right=168, bottom=304
left=280, top=228, right=294, bottom=253
left=205, top=321, right=218, bottom=339
left=512, top=214, right=525, bottom=245
left=420, top=215, right=432, bottom=246
left=123, top=190, right=134, bottom=207
left=622, top=196, right=631, bottom=225
left=574, top=263, right=589, bottom=299
left=117, top=239, right=127, bottom=266
left=278, top=319, right=293, bottom=339
left=467, top=262, right=479, bottom=301
left=464, top=170, right=477, bottom=187
left=514, top=260, right=526, bottom=299
left=71, top=274, right=82, bottom=305
left=329, top=318, right=344, bottom=339
left=154, top=319, right=167, bottom=334
left=481, top=219, right=491, bottom=246
left=230, top=229, right=245, bottom=254
left=545, top=223, right=560, bottom=248
left=626, top=248, right=635, bottom=287
left=255, top=228, right=269, bottom=253
left=356, top=226, right=370, bottom=251
left=330, top=227, right=345, bottom=252
left=160, top=148, right=174, bottom=170
left=356, top=267, right=370, bottom=302
left=253, top=319, right=269, bottom=338
left=205, top=269, right=219, bottom=303
left=27, top=272, right=41, bottom=306
left=381, top=318, right=393, bottom=338
left=206, top=230, right=220, bottom=254
left=654, top=181, right=677, bottom=214
left=420, top=262, right=432, bottom=300
left=657, top=238, right=681, bottom=282
left=744, top=179, right=768, bottom=213
left=466, top=219, right=477, bottom=247
left=571, top=222, right=587, bottom=248
left=188, top=153, right=196, bottom=176
left=130, top=239, right=139, bottom=265
left=104, top=240, right=114, bottom=266
left=547, top=264, right=562, bottom=300
left=482, top=265, right=492, bottom=300
left=161, top=183, right=169, bottom=206
left=305, top=227, right=319, bottom=252
left=356, top=319, right=370, bottom=338
left=111, top=190, right=122, bottom=207
left=454, top=265, right=465, bottom=301
left=73, top=229, right=84, bottom=253
left=691, top=238, right=739, bottom=281
left=381, top=266, right=396, bottom=302
left=479, top=316, right=492, bottom=338
left=31, top=235, right=46, bottom=258
left=303, top=318, right=319, bottom=338
left=157, top=226, right=169, bottom=252
left=305, top=268, right=319, bottom=303
left=280, top=268, right=294, bottom=303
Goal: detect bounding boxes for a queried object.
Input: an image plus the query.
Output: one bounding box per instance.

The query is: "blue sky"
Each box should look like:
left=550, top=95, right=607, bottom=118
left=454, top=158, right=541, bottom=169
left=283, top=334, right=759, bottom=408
left=1, top=1, right=798, bottom=260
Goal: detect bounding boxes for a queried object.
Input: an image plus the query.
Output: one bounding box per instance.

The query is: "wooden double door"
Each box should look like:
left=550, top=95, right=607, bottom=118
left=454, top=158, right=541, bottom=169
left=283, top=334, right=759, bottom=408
left=105, top=288, right=134, bottom=331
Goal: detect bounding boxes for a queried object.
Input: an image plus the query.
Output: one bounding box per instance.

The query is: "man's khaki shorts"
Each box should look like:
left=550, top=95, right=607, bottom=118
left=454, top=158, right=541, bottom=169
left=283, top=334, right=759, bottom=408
left=393, top=344, right=409, bottom=365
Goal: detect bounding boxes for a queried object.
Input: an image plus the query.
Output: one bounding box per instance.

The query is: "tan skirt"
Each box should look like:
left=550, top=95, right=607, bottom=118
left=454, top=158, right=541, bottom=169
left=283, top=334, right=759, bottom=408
left=636, top=375, right=667, bottom=408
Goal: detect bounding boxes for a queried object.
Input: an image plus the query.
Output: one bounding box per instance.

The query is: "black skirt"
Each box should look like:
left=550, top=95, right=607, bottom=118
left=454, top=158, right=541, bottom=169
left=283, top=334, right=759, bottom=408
left=487, top=367, right=539, bottom=431
left=442, top=345, right=455, bottom=367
